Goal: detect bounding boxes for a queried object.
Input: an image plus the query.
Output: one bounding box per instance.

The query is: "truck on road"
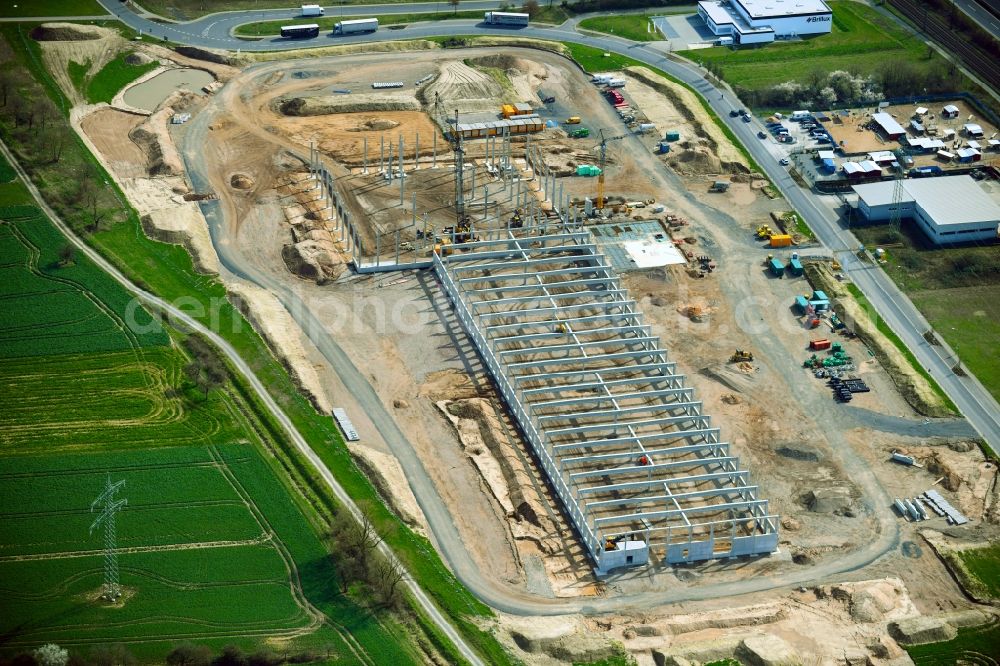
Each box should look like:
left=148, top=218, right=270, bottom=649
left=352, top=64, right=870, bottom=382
left=335, top=18, right=379, bottom=34
left=281, top=23, right=320, bottom=38
left=483, top=11, right=530, bottom=26
left=301, top=4, right=324, bottom=16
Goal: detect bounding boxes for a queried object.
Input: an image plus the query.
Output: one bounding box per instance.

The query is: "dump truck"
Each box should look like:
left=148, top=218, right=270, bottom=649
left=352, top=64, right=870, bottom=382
left=335, top=18, right=378, bottom=34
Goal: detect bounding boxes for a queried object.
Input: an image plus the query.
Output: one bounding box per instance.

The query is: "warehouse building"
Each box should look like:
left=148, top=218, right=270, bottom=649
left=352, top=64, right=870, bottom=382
left=697, top=0, right=832, bottom=44
left=853, top=175, right=1000, bottom=244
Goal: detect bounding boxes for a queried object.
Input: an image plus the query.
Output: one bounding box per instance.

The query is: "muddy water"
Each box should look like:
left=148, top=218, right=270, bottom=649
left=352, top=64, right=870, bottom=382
left=123, top=68, right=215, bottom=111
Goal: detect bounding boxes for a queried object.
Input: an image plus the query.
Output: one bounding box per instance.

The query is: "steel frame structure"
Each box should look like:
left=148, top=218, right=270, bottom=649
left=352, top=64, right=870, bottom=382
left=434, top=231, right=779, bottom=573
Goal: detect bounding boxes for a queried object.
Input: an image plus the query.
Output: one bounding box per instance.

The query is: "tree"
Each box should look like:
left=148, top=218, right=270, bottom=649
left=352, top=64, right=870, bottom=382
left=449, top=0, right=460, bottom=14
left=33, top=646, right=68, bottom=666
left=212, top=646, right=246, bottom=666
left=58, top=244, right=75, bottom=267
left=328, top=508, right=382, bottom=592
left=0, top=70, right=19, bottom=107
left=368, top=555, right=406, bottom=608
left=166, top=644, right=212, bottom=666
left=521, top=0, right=540, bottom=16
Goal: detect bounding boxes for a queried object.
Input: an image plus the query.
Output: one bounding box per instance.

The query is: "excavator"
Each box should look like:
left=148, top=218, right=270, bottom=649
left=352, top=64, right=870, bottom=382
left=730, top=349, right=754, bottom=363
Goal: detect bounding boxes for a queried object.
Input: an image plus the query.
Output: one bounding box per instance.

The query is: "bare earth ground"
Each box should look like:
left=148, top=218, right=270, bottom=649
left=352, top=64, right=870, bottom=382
left=66, top=40, right=1000, bottom=664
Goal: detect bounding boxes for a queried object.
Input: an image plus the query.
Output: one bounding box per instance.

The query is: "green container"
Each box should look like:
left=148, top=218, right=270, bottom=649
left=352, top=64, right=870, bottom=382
left=665, top=130, right=680, bottom=141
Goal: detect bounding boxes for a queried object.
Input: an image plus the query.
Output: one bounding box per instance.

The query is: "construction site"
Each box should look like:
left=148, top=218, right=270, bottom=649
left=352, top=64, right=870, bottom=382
left=52, top=24, right=1000, bottom=662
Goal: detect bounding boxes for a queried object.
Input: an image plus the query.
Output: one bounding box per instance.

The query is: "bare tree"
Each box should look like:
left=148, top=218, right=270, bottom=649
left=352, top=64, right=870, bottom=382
left=369, top=555, right=406, bottom=608
left=0, top=70, right=18, bottom=107
left=328, top=507, right=382, bottom=592
left=521, top=0, right=540, bottom=17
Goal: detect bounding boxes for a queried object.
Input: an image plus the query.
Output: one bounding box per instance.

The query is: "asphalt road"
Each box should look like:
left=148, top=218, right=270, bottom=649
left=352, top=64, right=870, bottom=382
left=952, top=0, right=1000, bottom=40
left=0, top=138, right=486, bottom=666
left=80, top=0, right=1000, bottom=606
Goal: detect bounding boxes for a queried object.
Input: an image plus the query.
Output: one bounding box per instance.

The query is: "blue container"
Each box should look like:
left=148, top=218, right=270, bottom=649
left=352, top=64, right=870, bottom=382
left=789, top=257, right=803, bottom=276
left=658, top=142, right=671, bottom=154
left=769, top=258, right=785, bottom=277
left=794, top=295, right=809, bottom=313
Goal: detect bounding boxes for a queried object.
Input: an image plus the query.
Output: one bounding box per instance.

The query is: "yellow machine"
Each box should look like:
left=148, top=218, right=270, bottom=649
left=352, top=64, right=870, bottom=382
left=730, top=349, right=754, bottom=363
left=755, top=224, right=774, bottom=239
left=433, top=236, right=453, bottom=257
left=565, top=116, right=581, bottom=124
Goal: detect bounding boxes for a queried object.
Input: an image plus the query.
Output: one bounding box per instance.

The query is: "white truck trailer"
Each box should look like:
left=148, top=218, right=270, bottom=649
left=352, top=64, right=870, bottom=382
left=483, top=11, right=530, bottom=26
left=300, top=4, right=324, bottom=16
left=335, top=18, right=379, bottom=34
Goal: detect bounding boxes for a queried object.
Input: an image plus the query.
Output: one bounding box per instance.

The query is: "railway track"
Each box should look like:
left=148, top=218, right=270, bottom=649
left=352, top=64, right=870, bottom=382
left=887, top=0, right=1000, bottom=91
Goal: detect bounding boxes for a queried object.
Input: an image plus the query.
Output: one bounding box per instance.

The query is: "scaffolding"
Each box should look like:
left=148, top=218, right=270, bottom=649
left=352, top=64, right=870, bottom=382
left=433, top=231, right=779, bottom=574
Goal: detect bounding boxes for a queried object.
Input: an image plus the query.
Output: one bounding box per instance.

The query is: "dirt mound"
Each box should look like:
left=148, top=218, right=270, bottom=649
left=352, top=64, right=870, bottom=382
left=669, top=147, right=722, bottom=175
left=129, top=108, right=183, bottom=176
left=32, top=22, right=111, bottom=41
left=279, top=93, right=419, bottom=116
left=124, top=52, right=154, bottom=66
left=889, top=616, right=957, bottom=645
left=230, top=173, right=254, bottom=190
left=423, top=60, right=504, bottom=114
left=351, top=117, right=399, bottom=131
left=281, top=240, right=345, bottom=284
left=173, top=45, right=233, bottom=65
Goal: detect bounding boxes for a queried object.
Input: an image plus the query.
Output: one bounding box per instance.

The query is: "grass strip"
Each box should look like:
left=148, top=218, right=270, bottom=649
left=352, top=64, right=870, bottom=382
left=845, top=283, right=958, bottom=413
left=86, top=51, right=159, bottom=104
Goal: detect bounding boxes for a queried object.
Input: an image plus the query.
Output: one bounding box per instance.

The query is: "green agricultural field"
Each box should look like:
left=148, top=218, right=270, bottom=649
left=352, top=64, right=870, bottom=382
left=680, top=1, right=944, bottom=92
left=0, top=153, right=31, bottom=206
left=0, top=204, right=423, bottom=663
left=0, top=0, right=106, bottom=18
left=85, top=52, right=159, bottom=104
left=853, top=224, right=1000, bottom=404
left=906, top=620, right=1000, bottom=664
left=955, top=542, right=1000, bottom=599
left=578, top=14, right=666, bottom=42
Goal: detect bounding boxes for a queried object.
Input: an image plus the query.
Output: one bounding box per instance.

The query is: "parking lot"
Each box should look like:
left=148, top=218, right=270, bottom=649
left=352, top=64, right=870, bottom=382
left=651, top=14, right=717, bottom=48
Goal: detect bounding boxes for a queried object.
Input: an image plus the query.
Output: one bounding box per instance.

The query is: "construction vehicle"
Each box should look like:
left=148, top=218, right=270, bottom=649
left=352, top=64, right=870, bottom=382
left=433, top=236, right=453, bottom=257
left=755, top=224, right=774, bottom=239
left=730, top=349, right=754, bottom=363
left=541, top=95, right=556, bottom=104
left=569, top=127, right=591, bottom=138
left=596, top=129, right=627, bottom=210
left=509, top=209, right=524, bottom=228
left=565, top=116, right=582, bottom=124
left=637, top=455, right=651, bottom=466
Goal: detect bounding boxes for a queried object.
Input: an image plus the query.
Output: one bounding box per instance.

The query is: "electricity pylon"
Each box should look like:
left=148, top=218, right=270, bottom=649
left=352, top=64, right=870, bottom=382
left=90, top=474, right=127, bottom=601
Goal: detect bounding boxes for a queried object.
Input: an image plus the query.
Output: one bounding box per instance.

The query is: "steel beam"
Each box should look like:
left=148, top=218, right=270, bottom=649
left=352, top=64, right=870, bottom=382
left=569, top=456, right=736, bottom=482
left=533, top=387, right=692, bottom=410
left=450, top=253, right=601, bottom=275
left=521, top=374, right=681, bottom=397
left=486, top=311, right=644, bottom=335
left=471, top=288, right=628, bottom=310
left=593, top=499, right=770, bottom=528
left=551, top=428, right=719, bottom=453
left=584, top=485, right=758, bottom=512
left=577, top=470, right=750, bottom=497
left=561, top=442, right=729, bottom=467
left=478, top=300, right=638, bottom=323
left=544, top=413, right=707, bottom=439
left=469, top=277, right=621, bottom=296
left=494, top=324, right=651, bottom=347
left=511, top=362, right=681, bottom=385
left=458, top=264, right=614, bottom=286
left=499, top=336, right=660, bottom=359
left=536, top=400, right=702, bottom=425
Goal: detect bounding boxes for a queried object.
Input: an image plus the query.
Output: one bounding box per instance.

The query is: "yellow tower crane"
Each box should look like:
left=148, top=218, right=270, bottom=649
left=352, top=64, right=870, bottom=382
left=596, top=129, right=627, bottom=210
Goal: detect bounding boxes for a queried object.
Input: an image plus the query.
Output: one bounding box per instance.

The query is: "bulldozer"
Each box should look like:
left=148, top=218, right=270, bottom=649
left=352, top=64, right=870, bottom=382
left=730, top=349, right=754, bottom=363
left=755, top=224, right=774, bottom=240
left=433, top=236, right=453, bottom=257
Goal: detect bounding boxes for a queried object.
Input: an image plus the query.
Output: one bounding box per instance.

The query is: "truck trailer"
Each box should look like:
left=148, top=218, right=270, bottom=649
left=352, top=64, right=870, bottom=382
left=280, top=23, right=320, bottom=38
left=335, top=18, right=378, bottom=34
left=300, top=4, right=324, bottom=16
left=483, top=11, right=530, bottom=26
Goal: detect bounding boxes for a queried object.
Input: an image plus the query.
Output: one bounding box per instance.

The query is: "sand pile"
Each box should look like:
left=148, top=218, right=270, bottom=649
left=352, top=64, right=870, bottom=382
left=278, top=92, right=419, bottom=116
left=32, top=22, right=111, bottom=41
left=129, top=107, right=184, bottom=176
left=422, top=60, right=504, bottom=114
left=669, top=146, right=723, bottom=175
left=351, top=117, right=399, bottom=131
left=230, top=173, right=254, bottom=190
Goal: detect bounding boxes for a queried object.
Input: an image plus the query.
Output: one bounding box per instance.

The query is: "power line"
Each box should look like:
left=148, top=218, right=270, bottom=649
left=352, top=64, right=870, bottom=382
left=90, top=474, right=127, bottom=601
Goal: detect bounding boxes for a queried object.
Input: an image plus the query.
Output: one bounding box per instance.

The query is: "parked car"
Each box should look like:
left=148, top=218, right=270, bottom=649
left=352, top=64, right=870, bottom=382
left=801, top=123, right=817, bottom=130
left=779, top=157, right=790, bottom=166
left=729, top=109, right=740, bottom=117
left=742, top=115, right=751, bottom=123
left=757, top=131, right=767, bottom=139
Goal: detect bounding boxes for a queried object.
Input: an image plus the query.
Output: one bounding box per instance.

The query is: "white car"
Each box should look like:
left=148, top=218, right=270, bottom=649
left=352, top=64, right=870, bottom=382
left=779, top=157, right=790, bottom=166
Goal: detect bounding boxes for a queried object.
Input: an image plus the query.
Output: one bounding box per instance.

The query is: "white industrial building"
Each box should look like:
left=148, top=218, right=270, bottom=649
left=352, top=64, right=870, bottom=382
left=853, top=175, right=1000, bottom=244
left=697, top=0, right=832, bottom=44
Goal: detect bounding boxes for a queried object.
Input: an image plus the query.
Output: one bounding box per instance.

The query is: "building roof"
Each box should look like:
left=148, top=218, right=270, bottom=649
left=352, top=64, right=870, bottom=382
left=957, top=147, right=981, bottom=158
left=859, top=160, right=881, bottom=173
left=965, top=123, right=984, bottom=133
left=908, top=137, right=946, bottom=150
left=842, top=162, right=862, bottom=175
left=733, top=0, right=831, bottom=19
left=868, top=150, right=895, bottom=162
left=943, top=104, right=959, bottom=114
left=699, top=0, right=735, bottom=24
left=872, top=112, right=905, bottom=136
left=855, top=176, right=1000, bottom=226
left=818, top=150, right=836, bottom=159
